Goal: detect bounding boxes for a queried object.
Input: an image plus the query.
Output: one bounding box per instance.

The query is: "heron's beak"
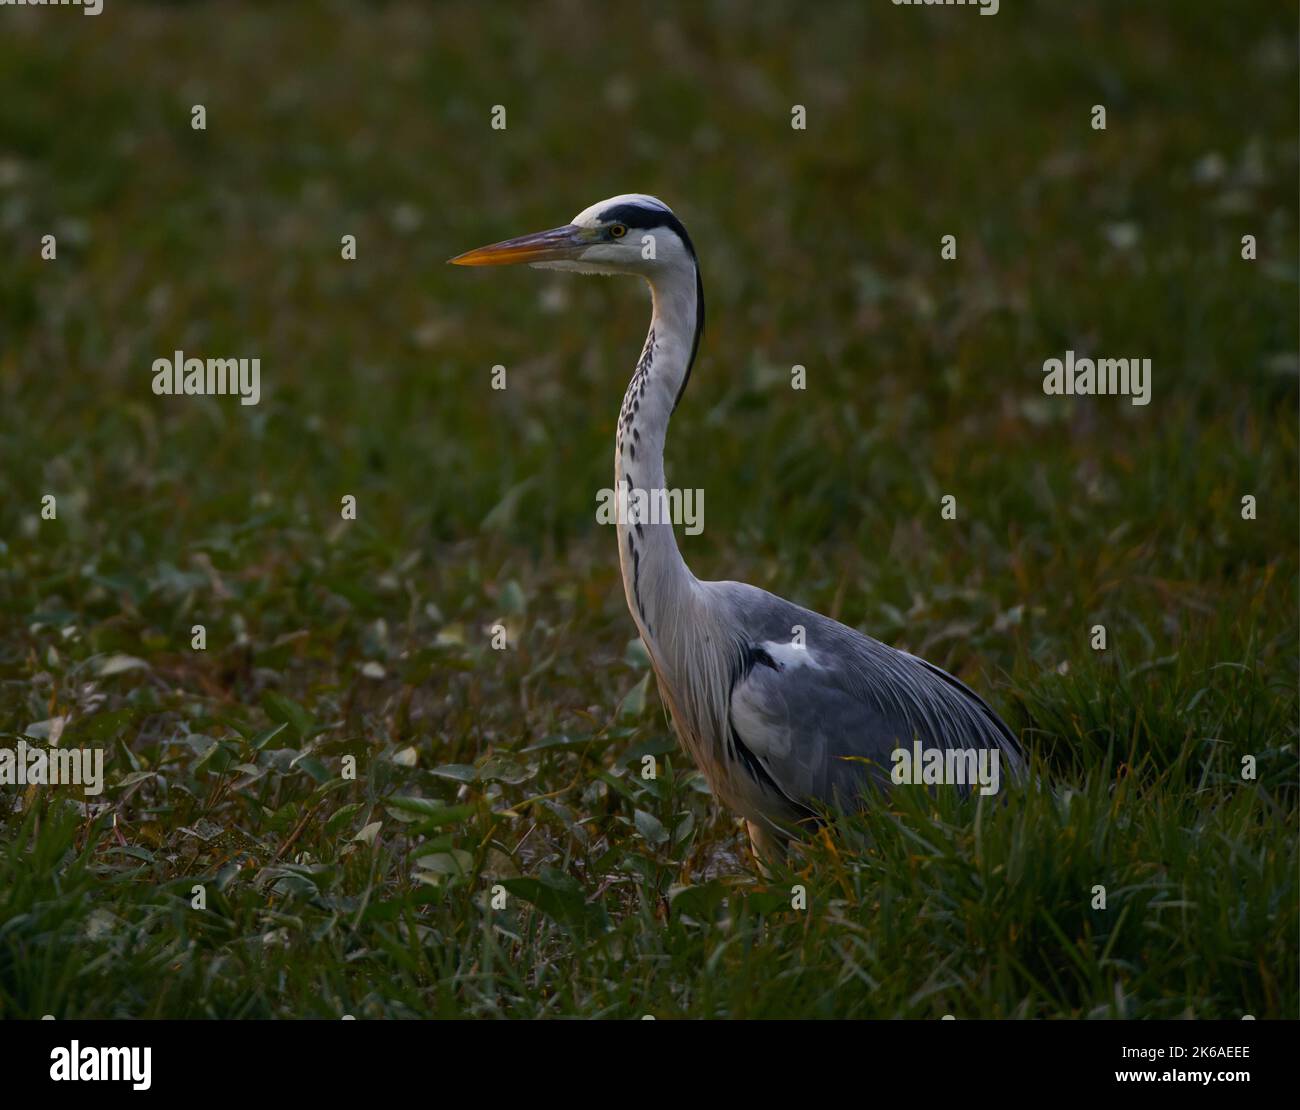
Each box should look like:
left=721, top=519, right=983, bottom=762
left=449, top=224, right=591, bottom=266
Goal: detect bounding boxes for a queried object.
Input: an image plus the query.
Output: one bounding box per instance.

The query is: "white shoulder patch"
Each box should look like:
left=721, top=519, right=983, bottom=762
left=758, top=640, right=822, bottom=671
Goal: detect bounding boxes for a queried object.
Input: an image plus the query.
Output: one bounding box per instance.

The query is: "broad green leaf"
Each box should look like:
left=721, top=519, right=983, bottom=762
left=413, top=848, right=473, bottom=876
left=669, top=880, right=729, bottom=923
left=352, top=822, right=382, bottom=845
left=618, top=670, right=653, bottom=719
left=260, top=692, right=317, bottom=746
left=498, top=579, right=527, bottom=615
left=96, top=654, right=149, bottom=677
left=634, top=808, right=669, bottom=846
left=251, top=721, right=289, bottom=750
left=384, top=797, right=474, bottom=829
left=326, top=803, right=366, bottom=835
left=501, top=867, right=608, bottom=934
left=430, top=763, right=479, bottom=784
left=291, top=754, right=332, bottom=784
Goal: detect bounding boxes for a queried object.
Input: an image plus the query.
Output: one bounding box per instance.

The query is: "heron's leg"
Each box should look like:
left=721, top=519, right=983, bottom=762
left=746, top=820, right=786, bottom=875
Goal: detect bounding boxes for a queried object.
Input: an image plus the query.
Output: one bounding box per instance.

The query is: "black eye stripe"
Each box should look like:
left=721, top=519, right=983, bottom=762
left=595, top=203, right=698, bottom=260
left=596, top=203, right=663, bottom=229
left=590, top=199, right=704, bottom=412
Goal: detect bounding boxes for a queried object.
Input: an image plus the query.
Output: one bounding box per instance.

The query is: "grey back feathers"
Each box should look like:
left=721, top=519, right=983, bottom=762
left=711, top=581, right=1024, bottom=826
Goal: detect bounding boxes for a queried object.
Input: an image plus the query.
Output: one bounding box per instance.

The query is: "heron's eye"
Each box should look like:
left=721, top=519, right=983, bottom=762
left=608, top=224, right=628, bottom=239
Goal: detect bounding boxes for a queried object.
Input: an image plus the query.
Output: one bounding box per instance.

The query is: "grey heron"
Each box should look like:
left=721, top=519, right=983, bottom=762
left=452, top=193, right=1025, bottom=864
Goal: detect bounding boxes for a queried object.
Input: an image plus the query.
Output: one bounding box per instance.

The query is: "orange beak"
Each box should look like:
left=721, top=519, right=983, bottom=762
left=449, top=224, right=592, bottom=266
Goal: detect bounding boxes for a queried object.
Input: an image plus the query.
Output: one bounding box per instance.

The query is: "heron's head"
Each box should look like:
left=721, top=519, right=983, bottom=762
left=450, top=193, right=696, bottom=279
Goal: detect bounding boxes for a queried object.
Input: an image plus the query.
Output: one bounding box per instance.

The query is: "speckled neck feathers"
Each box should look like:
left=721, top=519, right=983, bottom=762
left=613, top=265, right=702, bottom=655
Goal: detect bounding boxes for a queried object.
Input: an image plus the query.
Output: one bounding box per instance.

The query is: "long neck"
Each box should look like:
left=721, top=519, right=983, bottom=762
left=613, top=261, right=702, bottom=658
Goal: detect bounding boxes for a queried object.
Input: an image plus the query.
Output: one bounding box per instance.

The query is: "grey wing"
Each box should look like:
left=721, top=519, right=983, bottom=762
left=719, top=587, right=1024, bottom=815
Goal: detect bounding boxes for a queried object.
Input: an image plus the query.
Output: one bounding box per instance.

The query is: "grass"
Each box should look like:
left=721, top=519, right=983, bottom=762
left=0, top=0, right=1296, bottom=1019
